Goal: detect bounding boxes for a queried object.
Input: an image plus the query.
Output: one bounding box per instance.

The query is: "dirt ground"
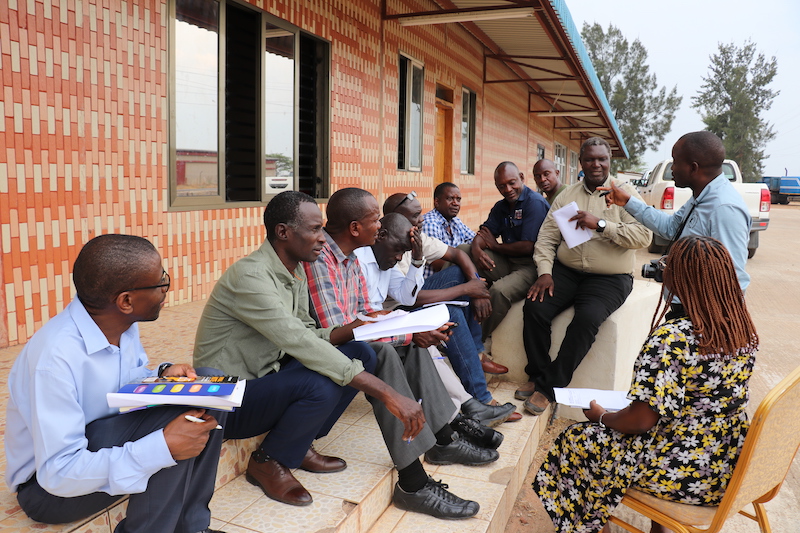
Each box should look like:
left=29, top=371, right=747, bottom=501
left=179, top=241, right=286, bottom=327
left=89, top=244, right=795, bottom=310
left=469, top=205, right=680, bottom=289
left=503, top=203, right=800, bottom=533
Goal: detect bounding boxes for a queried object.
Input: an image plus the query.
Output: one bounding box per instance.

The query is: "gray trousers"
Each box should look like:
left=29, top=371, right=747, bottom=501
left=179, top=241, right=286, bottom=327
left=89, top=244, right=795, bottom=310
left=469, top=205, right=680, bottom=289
left=367, top=342, right=457, bottom=470
left=458, top=244, right=537, bottom=340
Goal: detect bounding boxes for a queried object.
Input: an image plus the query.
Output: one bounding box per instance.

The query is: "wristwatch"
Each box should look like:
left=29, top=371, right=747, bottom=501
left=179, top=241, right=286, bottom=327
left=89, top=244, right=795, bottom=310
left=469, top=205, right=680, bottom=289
left=596, top=219, right=607, bottom=233
left=410, top=256, right=426, bottom=268
left=157, top=362, right=174, bottom=377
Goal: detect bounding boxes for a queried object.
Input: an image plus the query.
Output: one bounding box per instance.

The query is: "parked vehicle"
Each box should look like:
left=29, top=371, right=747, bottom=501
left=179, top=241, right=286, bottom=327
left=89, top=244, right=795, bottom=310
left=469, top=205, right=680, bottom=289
left=635, top=159, right=770, bottom=258
left=763, top=176, right=800, bottom=204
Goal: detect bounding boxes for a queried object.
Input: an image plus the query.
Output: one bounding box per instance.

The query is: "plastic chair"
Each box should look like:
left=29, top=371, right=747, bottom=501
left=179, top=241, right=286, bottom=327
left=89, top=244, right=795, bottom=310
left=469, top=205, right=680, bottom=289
left=609, top=364, right=800, bottom=533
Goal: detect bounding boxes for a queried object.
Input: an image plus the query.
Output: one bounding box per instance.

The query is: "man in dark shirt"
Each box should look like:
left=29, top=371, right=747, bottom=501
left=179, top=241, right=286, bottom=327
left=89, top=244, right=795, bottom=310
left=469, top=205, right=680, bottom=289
left=469, top=161, right=550, bottom=340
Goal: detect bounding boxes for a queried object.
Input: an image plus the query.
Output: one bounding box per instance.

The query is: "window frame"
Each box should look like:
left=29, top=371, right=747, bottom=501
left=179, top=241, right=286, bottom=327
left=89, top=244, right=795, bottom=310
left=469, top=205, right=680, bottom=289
left=460, top=87, right=477, bottom=175
left=569, top=150, right=579, bottom=184
left=398, top=54, right=425, bottom=172
left=554, top=143, right=567, bottom=180
left=168, top=1, right=331, bottom=210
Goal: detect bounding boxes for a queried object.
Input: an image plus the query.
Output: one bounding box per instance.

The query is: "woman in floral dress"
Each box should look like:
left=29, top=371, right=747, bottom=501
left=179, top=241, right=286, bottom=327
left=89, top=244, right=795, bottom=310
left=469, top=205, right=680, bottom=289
left=534, top=235, right=759, bottom=533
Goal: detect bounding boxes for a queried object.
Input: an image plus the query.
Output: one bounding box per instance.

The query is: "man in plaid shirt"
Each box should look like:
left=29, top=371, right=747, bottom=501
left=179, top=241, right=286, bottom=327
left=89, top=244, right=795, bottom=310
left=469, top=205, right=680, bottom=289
left=304, top=188, right=496, bottom=520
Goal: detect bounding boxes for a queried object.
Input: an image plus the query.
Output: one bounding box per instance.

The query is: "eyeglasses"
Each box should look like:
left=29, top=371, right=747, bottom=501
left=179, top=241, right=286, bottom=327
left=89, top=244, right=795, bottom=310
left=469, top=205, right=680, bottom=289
left=122, top=270, right=171, bottom=293
left=396, top=190, right=417, bottom=209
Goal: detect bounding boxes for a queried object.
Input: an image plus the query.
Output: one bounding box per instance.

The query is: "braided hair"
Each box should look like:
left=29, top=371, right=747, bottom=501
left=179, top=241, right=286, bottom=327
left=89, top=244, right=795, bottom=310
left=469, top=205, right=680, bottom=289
left=650, top=235, right=758, bottom=359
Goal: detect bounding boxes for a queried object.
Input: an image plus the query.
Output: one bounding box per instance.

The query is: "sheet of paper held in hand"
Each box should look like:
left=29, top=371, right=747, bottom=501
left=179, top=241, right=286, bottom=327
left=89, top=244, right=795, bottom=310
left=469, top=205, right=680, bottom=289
left=552, top=201, right=593, bottom=249
left=553, top=388, right=631, bottom=412
left=353, top=303, right=450, bottom=341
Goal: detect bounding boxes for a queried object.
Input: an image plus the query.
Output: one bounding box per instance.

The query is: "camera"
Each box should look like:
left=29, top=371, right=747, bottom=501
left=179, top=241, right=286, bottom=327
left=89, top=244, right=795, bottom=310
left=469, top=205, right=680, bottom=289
left=641, top=257, right=666, bottom=282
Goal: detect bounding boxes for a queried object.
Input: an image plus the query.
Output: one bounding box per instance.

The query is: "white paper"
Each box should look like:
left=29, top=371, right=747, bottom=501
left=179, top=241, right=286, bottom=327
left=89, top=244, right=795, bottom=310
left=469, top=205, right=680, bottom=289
left=421, top=300, right=469, bottom=308
left=107, top=379, right=246, bottom=411
left=553, top=387, right=631, bottom=412
left=357, top=309, right=408, bottom=322
left=552, top=201, right=593, bottom=249
left=353, top=303, right=449, bottom=341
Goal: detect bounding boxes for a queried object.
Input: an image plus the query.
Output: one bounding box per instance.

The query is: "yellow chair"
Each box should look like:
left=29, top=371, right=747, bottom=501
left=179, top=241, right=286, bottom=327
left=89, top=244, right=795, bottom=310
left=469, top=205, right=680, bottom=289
left=609, top=364, right=800, bottom=533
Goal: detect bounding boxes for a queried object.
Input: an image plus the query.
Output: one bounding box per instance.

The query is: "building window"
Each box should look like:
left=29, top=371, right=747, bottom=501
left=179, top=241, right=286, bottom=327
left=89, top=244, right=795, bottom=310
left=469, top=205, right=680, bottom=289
left=537, top=144, right=545, bottom=160
left=569, top=150, right=579, bottom=184
left=460, top=88, right=476, bottom=174
left=170, top=0, right=330, bottom=208
left=398, top=55, right=424, bottom=171
left=554, top=143, right=567, bottom=179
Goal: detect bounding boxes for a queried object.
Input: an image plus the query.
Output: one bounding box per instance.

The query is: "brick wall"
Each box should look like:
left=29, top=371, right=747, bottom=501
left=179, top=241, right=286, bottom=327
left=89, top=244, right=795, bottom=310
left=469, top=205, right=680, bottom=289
left=0, top=0, right=583, bottom=346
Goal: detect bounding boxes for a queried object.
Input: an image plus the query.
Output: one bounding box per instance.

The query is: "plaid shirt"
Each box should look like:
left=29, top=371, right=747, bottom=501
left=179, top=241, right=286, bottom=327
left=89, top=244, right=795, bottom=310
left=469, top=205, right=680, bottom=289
left=420, top=209, right=476, bottom=278
left=304, top=231, right=410, bottom=345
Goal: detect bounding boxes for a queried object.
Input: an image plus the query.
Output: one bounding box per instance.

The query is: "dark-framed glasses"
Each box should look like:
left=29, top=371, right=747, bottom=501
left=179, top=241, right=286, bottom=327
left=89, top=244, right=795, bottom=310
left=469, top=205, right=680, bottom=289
left=396, top=190, right=417, bottom=209
left=122, top=269, right=171, bottom=293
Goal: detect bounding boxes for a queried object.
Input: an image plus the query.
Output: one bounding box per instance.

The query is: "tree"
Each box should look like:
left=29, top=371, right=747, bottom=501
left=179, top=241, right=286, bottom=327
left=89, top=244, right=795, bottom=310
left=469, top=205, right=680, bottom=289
left=691, top=40, right=778, bottom=181
left=266, top=152, right=293, bottom=176
left=581, top=23, right=682, bottom=173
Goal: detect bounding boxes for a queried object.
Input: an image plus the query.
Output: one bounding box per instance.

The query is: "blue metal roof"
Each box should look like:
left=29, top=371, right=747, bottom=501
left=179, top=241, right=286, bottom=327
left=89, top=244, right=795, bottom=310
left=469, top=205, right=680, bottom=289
left=547, top=0, right=629, bottom=158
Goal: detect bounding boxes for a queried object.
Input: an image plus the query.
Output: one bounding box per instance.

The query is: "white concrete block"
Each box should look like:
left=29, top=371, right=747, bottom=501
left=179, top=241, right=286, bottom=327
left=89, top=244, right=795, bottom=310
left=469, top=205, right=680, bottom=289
left=490, top=279, right=663, bottom=420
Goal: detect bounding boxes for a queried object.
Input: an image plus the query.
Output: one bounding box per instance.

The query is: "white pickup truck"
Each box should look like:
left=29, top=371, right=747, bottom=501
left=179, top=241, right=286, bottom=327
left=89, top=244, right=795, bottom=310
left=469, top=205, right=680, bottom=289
left=632, top=158, right=771, bottom=257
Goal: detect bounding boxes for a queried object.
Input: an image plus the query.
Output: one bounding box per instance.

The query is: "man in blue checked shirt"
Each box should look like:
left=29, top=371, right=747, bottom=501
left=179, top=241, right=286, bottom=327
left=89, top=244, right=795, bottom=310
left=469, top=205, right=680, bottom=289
left=420, top=182, right=476, bottom=278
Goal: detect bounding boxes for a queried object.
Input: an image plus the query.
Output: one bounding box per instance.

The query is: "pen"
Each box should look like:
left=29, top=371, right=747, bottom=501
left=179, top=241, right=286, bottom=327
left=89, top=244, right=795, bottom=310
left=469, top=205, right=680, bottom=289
left=407, top=399, right=423, bottom=443
left=599, top=191, right=610, bottom=198
left=185, top=414, right=223, bottom=430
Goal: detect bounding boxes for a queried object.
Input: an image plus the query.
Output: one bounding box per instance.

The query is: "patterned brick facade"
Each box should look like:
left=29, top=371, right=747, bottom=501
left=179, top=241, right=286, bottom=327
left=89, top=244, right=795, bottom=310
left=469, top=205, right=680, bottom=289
left=0, top=0, right=583, bottom=346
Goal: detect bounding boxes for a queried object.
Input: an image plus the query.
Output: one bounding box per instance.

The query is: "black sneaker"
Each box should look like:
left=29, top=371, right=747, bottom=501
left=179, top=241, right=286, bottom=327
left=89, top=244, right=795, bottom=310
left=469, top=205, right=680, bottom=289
left=451, top=414, right=504, bottom=450
left=393, top=477, right=480, bottom=519
left=460, top=398, right=515, bottom=427
left=424, top=435, right=499, bottom=465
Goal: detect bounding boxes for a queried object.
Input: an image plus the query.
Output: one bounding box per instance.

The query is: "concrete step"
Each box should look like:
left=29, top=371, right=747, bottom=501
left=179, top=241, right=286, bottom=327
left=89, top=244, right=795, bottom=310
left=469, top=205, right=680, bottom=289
left=0, top=299, right=545, bottom=532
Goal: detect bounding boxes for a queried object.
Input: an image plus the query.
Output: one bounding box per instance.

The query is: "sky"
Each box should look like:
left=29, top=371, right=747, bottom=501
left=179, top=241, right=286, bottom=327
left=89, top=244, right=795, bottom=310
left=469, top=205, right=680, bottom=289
left=566, top=0, right=800, bottom=177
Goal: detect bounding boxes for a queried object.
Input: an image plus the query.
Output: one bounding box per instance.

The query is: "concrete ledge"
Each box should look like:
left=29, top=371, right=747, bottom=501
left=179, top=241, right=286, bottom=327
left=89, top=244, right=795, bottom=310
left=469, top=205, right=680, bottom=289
left=490, top=279, right=663, bottom=420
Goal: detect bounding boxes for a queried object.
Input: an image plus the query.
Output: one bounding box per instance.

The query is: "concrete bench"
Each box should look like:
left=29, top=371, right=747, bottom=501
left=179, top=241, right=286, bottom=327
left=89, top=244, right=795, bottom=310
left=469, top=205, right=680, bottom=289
left=490, top=279, right=663, bottom=420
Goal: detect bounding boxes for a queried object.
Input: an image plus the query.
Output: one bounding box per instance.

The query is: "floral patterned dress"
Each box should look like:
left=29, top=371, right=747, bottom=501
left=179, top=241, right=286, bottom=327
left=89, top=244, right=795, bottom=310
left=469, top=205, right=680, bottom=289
left=534, top=317, right=755, bottom=533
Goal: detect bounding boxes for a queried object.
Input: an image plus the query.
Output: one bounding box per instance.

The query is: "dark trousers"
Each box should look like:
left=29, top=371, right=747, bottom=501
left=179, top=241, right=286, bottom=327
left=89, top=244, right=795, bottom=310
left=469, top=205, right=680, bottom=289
left=223, top=341, right=376, bottom=468
left=17, top=405, right=227, bottom=533
left=366, top=342, right=457, bottom=470
left=522, top=261, right=633, bottom=400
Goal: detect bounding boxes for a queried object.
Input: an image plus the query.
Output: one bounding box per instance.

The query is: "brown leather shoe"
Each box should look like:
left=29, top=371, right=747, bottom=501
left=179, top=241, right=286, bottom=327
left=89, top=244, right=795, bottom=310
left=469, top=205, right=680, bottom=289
left=514, top=381, right=537, bottom=400
left=246, top=452, right=312, bottom=506
left=505, top=411, right=522, bottom=422
left=523, top=391, right=551, bottom=416
left=300, top=445, right=347, bottom=473
left=481, top=357, right=509, bottom=375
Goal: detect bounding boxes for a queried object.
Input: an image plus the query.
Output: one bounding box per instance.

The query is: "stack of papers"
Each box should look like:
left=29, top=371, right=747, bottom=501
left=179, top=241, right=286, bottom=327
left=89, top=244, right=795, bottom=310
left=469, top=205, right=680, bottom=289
left=354, top=303, right=449, bottom=341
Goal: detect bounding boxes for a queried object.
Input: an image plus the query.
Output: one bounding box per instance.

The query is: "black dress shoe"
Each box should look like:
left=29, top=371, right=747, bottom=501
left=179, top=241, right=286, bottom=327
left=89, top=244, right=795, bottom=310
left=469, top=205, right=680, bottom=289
left=460, top=398, right=515, bottom=427
left=299, top=445, right=347, bottom=473
left=195, top=529, right=226, bottom=533
left=451, top=414, right=503, bottom=449
left=393, top=477, right=480, bottom=519
left=424, top=435, right=499, bottom=466
left=246, top=451, right=313, bottom=506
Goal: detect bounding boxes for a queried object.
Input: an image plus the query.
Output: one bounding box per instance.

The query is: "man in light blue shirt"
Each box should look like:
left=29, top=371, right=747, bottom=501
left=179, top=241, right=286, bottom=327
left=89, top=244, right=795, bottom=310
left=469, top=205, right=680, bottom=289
left=5, top=234, right=225, bottom=533
left=603, top=131, right=751, bottom=301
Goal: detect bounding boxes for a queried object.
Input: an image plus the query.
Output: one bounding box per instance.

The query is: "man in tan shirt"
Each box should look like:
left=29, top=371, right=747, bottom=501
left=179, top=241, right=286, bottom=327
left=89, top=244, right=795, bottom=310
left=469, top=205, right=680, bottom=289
left=518, top=138, right=652, bottom=415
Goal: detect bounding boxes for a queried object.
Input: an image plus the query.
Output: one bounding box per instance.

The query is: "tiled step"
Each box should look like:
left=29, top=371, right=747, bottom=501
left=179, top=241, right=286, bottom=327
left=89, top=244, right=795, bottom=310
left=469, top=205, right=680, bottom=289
left=0, top=299, right=545, bottom=532
left=0, top=383, right=544, bottom=533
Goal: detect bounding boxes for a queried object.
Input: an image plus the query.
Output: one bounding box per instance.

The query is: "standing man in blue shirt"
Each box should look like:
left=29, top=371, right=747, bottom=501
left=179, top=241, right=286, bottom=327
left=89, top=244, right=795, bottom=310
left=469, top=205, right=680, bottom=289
left=602, top=131, right=751, bottom=303
left=470, top=161, right=550, bottom=340
left=5, top=234, right=225, bottom=533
